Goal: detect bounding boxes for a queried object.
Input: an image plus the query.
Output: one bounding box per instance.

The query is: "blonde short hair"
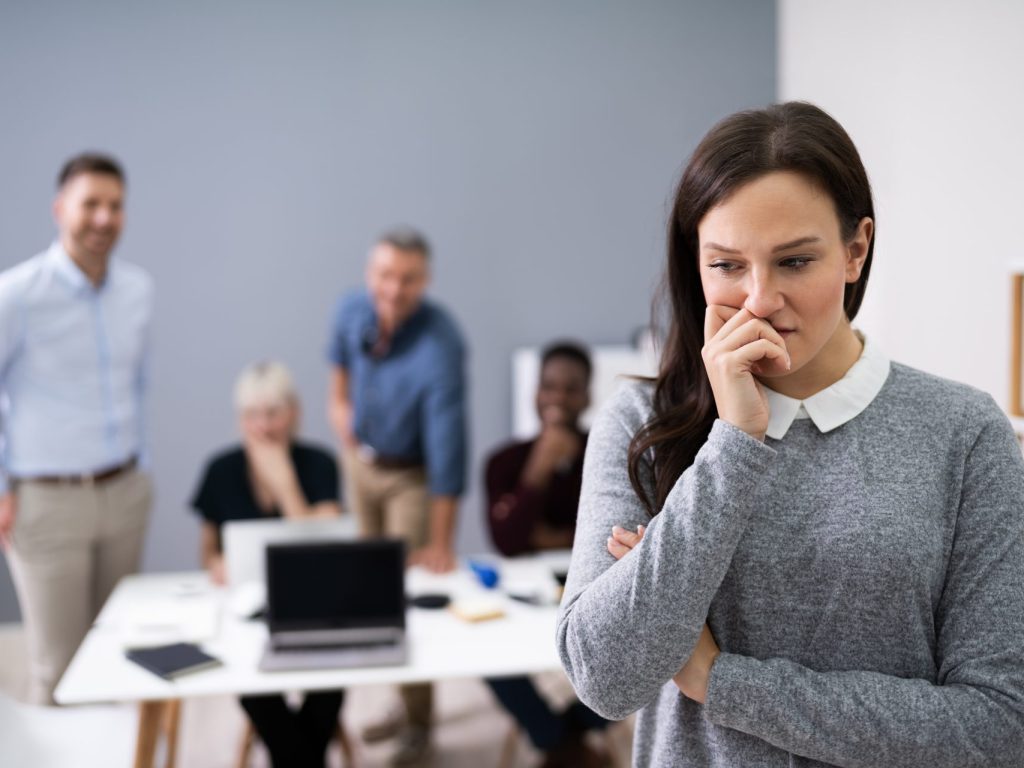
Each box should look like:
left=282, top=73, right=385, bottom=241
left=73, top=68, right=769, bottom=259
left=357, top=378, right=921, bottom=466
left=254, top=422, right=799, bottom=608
left=234, top=361, right=298, bottom=411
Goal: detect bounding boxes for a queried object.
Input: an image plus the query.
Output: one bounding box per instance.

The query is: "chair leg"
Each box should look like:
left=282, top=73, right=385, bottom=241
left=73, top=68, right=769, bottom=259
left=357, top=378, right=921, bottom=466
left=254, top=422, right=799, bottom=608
left=235, top=719, right=256, bottom=768
left=497, top=722, right=519, bottom=768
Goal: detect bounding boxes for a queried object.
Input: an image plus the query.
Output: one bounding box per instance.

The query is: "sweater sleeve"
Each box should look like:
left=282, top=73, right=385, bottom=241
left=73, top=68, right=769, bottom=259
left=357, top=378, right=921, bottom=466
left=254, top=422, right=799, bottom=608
left=703, top=404, right=1024, bottom=767
left=556, top=384, right=776, bottom=720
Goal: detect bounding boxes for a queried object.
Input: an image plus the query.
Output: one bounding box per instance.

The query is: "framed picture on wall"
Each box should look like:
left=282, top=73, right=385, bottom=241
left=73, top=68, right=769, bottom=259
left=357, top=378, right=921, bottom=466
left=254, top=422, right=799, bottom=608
left=1011, top=271, right=1024, bottom=417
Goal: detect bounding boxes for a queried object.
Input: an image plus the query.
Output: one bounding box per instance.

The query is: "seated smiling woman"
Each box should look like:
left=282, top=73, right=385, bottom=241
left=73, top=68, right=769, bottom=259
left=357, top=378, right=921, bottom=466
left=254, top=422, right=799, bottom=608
left=191, top=361, right=344, bottom=768
left=556, top=102, right=1024, bottom=767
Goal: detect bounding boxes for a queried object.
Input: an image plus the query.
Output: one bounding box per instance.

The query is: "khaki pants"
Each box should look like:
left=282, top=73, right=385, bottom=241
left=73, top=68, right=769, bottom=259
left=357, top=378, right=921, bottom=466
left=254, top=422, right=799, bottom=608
left=6, top=469, right=151, bottom=705
left=341, top=447, right=432, bottom=729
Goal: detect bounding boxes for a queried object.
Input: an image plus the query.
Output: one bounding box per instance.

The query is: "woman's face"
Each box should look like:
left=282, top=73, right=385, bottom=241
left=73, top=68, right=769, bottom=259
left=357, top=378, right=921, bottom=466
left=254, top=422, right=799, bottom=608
left=239, top=398, right=296, bottom=444
left=696, top=170, right=871, bottom=389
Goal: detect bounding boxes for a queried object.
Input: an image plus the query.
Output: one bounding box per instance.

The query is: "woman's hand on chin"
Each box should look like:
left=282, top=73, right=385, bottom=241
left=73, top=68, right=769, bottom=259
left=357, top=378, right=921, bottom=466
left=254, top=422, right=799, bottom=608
left=702, top=305, right=789, bottom=441
left=245, top=437, right=297, bottom=498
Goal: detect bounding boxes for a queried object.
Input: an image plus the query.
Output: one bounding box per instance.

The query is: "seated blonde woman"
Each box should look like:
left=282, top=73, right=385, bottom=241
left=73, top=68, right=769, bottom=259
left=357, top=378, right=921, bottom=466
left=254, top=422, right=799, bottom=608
left=190, top=361, right=343, bottom=768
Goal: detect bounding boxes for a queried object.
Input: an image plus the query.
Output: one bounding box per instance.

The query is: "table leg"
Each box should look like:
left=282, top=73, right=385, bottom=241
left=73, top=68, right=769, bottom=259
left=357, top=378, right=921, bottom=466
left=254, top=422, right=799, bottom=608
left=134, top=700, right=166, bottom=768
left=132, top=699, right=182, bottom=768
left=163, top=699, right=181, bottom=768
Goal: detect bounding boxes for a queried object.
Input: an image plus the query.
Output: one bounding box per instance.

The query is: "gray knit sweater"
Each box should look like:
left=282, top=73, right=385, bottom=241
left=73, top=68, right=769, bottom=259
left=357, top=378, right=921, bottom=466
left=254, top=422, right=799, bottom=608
left=557, top=364, right=1024, bottom=767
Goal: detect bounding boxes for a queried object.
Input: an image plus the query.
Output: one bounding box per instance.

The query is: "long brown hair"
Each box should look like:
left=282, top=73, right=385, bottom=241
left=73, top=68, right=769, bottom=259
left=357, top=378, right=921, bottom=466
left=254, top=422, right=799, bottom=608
left=627, top=102, right=875, bottom=515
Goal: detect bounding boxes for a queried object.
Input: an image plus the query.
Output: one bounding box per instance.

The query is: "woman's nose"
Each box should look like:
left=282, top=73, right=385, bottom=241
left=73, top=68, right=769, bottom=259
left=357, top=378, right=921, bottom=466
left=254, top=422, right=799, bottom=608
left=743, top=272, right=784, bottom=318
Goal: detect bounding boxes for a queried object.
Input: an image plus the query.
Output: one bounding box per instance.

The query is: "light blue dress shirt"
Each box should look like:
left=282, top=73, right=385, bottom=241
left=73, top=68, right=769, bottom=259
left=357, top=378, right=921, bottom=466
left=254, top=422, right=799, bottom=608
left=0, top=242, right=153, bottom=494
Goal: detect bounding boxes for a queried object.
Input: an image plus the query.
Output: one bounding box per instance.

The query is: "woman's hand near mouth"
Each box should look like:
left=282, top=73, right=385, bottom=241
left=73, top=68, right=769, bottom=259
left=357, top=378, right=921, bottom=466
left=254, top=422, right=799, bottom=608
left=702, top=305, right=790, bottom=440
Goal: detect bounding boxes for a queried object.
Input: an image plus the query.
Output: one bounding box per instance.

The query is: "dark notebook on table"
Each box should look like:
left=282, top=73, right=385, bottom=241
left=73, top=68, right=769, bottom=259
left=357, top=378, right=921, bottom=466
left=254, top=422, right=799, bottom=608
left=126, top=642, right=222, bottom=680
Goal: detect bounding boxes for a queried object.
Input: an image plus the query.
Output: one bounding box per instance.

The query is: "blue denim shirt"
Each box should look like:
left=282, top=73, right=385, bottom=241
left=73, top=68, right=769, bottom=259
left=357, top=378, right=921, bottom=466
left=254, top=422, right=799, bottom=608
left=328, top=289, right=467, bottom=497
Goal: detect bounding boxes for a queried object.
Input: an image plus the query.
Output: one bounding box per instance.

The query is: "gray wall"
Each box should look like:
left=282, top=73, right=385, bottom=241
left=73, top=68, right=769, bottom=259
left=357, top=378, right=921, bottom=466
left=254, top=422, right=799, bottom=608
left=0, top=1, right=775, bottom=621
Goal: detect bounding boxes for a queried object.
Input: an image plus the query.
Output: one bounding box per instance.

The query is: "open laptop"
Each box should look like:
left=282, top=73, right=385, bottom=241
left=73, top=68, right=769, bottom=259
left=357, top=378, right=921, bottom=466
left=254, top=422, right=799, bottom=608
left=259, top=539, right=408, bottom=671
left=223, top=516, right=358, bottom=589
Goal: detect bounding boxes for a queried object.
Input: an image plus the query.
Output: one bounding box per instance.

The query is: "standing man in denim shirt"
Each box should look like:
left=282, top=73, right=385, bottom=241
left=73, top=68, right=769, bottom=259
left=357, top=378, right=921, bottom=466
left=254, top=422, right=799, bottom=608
left=0, top=153, right=154, bottom=705
left=327, top=225, right=466, bottom=765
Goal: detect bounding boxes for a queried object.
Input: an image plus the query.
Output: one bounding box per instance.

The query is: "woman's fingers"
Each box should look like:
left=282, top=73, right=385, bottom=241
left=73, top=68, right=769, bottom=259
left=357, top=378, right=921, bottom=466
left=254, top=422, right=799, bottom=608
left=612, top=525, right=642, bottom=546
left=719, top=316, right=788, bottom=355
left=704, top=306, right=791, bottom=382
left=607, top=524, right=647, bottom=561
left=607, top=537, right=631, bottom=560
left=704, top=304, right=743, bottom=344
left=705, top=308, right=788, bottom=360
left=726, top=338, right=791, bottom=373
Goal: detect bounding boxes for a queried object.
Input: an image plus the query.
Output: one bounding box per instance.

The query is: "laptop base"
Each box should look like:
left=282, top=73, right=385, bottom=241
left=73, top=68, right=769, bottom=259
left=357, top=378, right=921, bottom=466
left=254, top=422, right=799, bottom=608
left=259, top=638, right=407, bottom=672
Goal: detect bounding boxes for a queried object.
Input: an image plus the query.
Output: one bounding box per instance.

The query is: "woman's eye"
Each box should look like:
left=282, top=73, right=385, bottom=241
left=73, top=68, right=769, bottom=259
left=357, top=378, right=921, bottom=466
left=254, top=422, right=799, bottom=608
left=781, top=256, right=813, bottom=270
left=708, top=262, right=738, bottom=273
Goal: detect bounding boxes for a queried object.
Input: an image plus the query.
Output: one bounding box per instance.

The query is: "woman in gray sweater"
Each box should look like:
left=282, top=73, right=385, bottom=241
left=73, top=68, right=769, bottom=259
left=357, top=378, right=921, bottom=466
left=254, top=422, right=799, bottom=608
left=556, top=102, right=1024, bottom=767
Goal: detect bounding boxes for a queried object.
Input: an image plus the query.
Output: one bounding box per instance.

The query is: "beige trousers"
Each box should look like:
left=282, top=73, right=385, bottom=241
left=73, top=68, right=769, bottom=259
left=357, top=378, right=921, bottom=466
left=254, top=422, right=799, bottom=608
left=341, top=447, right=432, bottom=729
left=6, top=469, right=152, bottom=704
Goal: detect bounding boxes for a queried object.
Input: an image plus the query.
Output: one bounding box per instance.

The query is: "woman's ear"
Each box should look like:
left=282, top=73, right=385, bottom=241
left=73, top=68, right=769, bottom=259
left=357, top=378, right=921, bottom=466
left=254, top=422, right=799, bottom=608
left=845, top=217, right=873, bottom=283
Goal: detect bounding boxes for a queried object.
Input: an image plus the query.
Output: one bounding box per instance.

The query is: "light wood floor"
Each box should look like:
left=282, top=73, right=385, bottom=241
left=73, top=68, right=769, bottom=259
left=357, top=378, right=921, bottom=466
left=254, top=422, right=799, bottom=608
left=0, top=623, right=633, bottom=767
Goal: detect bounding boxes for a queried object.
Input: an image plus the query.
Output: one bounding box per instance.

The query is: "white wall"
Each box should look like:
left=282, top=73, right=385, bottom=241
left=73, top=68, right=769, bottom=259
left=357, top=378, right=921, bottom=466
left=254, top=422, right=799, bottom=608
left=779, top=0, right=1024, bottom=408
left=511, top=344, right=659, bottom=439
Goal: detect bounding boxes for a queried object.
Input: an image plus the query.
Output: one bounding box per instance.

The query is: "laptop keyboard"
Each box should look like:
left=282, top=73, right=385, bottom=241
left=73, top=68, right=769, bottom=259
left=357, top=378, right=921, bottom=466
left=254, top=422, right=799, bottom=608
left=273, top=640, right=396, bottom=653
left=260, top=638, right=407, bottom=671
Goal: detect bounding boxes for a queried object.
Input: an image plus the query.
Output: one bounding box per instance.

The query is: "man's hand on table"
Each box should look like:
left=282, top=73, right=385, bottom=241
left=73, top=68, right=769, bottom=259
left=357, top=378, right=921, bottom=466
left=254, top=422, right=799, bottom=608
left=409, top=544, right=456, bottom=573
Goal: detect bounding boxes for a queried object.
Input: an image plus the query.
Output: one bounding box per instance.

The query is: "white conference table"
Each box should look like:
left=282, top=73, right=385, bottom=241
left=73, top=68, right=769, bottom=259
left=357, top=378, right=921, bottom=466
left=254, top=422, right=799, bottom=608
left=55, top=553, right=569, bottom=768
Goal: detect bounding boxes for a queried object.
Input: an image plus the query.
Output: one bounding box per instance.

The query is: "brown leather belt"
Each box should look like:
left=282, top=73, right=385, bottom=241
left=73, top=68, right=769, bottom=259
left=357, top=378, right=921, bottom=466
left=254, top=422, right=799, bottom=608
left=22, top=457, right=138, bottom=486
left=371, top=456, right=423, bottom=470
left=356, top=446, right=422, bottom=471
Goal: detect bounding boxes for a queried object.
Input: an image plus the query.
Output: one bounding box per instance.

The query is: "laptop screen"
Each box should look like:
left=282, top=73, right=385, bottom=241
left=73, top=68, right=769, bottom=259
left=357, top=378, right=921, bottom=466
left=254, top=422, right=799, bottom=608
left=223, top=516, right=357, bottom=587
left=265, top=539, right=406, bottom=632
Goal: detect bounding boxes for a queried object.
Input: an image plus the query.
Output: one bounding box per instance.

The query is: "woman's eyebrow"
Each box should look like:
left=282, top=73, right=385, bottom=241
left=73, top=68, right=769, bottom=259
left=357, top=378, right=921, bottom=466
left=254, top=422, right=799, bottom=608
left=772, top=236, right=821, bottom=252
left=702, top=235, right=822, bottom=255
left=702, top=242, right=741, bottom=254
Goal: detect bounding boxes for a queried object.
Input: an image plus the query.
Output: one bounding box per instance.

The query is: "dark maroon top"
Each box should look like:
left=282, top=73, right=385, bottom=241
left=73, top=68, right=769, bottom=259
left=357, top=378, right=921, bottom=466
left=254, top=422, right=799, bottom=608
left=484, top=434, right=588, bottom=557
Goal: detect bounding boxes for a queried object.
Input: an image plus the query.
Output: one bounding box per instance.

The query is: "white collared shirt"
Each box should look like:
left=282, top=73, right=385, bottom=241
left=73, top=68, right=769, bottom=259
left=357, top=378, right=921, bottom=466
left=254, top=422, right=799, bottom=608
left=762, top=334, right=891, bottom=440
left=0, top=242, right=154, bottom=492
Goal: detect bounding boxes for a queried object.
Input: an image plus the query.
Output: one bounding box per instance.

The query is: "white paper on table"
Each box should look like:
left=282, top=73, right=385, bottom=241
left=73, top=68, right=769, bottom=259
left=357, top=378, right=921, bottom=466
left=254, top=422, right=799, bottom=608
left=117, top=595, right=220, bottom=647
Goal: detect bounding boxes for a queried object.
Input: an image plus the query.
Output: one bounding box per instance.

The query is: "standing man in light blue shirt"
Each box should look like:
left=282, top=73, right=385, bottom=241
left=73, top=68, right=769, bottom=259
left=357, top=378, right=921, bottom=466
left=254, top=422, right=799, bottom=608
left=0, top=153, right=154, bottom=705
